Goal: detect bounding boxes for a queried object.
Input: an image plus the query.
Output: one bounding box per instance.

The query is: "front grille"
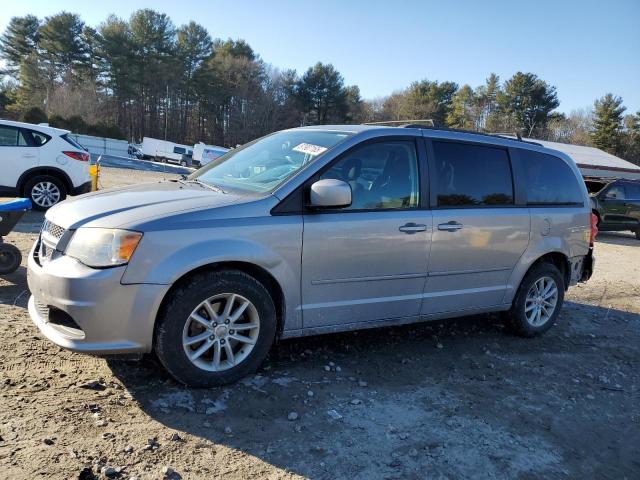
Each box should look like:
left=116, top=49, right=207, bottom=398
left=42, top=220, right=65, bottom=240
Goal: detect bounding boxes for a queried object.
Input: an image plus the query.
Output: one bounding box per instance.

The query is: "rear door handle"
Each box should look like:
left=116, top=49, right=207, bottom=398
left=399, top=223, right=427, bottom=234
left=437, top=221, right=463, bottom=231
left=22, top=154, right=37, bottom=158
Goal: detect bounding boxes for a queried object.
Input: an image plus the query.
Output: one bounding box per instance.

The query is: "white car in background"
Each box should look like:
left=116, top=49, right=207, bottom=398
left=192, top=142, right=230, bottom=167
left=139, top=137, right=194, bottom=166
left=0, top=119, right=91, bottom=210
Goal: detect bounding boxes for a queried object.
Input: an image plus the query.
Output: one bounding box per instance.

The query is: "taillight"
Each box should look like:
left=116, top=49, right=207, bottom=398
left=63, top=151, right=89, bottom=161
left=590, top=213, right=598, bottom=245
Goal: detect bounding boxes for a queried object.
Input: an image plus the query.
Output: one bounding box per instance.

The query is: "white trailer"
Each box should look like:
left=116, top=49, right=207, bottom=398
left=192, top=142, right=230, bottom=167
left=140, top=137, right=194, bottom=166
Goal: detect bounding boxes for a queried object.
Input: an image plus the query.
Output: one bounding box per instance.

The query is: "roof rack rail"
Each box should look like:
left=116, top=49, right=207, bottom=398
left=362, top=121, right=543, bottom=146
left=364, top=119, right=435, bottom=127
left=408, top=125, right=541, bottom=146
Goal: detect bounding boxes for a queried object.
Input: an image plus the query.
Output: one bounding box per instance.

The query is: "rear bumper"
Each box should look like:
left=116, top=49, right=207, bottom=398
left=580, top=247, right=595, bottom=282
left=27, top=243, right=168, bottom=354
left=72, top=181, right=92, bottom=196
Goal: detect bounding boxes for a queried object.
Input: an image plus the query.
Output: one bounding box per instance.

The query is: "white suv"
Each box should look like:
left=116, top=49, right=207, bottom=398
left=0, top=119, right=91, bottom=210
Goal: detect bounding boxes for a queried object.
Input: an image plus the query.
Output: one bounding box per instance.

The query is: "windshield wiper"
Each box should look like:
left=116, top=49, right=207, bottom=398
left=186, top=179, right=225, bottom=193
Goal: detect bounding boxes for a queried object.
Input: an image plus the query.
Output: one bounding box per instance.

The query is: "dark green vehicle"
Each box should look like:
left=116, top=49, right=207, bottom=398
left=591, top=179, right=640, bottom=239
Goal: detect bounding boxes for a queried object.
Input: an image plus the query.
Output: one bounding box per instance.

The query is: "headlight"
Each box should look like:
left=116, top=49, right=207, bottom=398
left=65, top=228, right=143, bottom=268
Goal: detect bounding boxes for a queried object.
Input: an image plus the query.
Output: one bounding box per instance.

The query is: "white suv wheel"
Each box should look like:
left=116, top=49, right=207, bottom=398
left=31, top=181, right=61, bottom=208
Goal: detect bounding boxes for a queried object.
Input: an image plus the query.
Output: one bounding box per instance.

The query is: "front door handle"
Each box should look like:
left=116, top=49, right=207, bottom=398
left=437, top=221, right=463, bottom=232
left=399, top=223, right=427, bottom=234
left=22, top=154, right=37, bottom=158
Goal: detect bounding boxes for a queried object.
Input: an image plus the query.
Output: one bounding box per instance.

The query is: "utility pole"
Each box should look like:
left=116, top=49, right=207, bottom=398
left=164, top=83, right=169, bottom=140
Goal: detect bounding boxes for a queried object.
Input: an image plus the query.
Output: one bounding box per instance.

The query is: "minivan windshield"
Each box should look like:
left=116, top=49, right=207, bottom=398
left=190, top=130, right=352, bottom=193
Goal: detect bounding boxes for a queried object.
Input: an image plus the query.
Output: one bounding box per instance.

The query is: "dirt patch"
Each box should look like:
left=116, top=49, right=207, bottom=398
left=0, top=170, right=638, bottom=479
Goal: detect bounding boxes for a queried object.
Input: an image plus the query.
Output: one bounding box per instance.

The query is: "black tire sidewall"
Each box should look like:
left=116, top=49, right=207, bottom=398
left=24, top=175, right=67, bottom=211
left=155, top=270, right=277, bottom=387
left=509, top=263, right=565, bottom=337
left=0, top=244, right=22, bottom=274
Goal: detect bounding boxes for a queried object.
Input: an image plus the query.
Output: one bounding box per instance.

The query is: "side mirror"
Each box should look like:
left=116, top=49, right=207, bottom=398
left=309, top=179, right=352, bottom=209
left=604, top=192, right=617, bottom=200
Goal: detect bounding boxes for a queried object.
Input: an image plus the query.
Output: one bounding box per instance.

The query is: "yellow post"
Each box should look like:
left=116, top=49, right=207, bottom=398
left=89, top=162, right=100, bottom=191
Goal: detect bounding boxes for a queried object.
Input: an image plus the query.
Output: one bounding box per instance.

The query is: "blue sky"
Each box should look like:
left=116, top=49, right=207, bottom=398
left=2, top=0, right=639, bottom=115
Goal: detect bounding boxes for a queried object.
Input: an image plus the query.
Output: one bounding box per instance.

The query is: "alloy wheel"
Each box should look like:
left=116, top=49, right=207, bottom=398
left=524, top=276, right=559, bottom=327
left=31, top=182, right=61, bottom=208
left=182, top=293, right=260, bottom=372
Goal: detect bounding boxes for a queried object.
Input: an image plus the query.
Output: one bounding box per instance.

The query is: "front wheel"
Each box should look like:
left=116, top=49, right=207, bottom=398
left=0, top=243, right=22, bottom=274
left=506, top=262, right=565, bottom=337
left=154, top=270, right=277, bottom=387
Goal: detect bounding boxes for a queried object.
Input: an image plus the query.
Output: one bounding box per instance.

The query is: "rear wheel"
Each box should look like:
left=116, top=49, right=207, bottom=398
left=506, top=262, right=565, bottom=337
left=154, top=270, right=277, bottom=387
left=180, top=160, right=187, bottom=167
left=24, top=175, right=67, bottom=210
left=635, top=228, right=640, bottom=240
left=0, top=243, right=22, bottom=275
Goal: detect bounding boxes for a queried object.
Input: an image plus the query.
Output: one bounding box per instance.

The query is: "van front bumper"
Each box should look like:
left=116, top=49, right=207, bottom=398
left=27, top=243, right=168, bottom=354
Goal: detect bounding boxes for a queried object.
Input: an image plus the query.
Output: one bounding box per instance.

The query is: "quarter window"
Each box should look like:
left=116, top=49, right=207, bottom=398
left=27, top=130, right=50, bottom=146
left=519, top=150, right=584, bottom=205
left=433, top=141, right=513, bottom=207
left=320, top=140, right=420, bottom=210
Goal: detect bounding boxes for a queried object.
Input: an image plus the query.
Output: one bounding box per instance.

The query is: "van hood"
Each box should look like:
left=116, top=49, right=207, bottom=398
left=46, top=180, right=261, bottom=230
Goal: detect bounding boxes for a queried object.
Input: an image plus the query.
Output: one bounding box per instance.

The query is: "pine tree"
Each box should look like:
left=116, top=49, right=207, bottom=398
left=447, top=84, right=477, bottom=130
left=591, top=94, right=626, bottom=154
left=0, top=15, right=40, bottom=75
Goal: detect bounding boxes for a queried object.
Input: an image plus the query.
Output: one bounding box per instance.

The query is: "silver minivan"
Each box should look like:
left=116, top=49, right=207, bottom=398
left=27, top=125, right=596, bottom=386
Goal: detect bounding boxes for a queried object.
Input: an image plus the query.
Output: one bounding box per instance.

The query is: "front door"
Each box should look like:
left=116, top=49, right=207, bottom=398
left=0, top=125, right=38, bottom=192
left=423, top=140, right=529, bottom=314
left=598, top=184, right=631, bottom=228
left=301, top=138, right=432, bottom=328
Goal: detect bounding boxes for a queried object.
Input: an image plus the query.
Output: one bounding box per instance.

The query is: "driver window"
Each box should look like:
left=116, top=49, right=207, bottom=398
left=606, top=186, right=625, bottom=199
left=320, top=140, right=420, bottom=210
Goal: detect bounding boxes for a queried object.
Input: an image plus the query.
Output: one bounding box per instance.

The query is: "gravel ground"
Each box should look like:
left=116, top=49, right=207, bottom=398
left=0, top=167, right=638, bottom=479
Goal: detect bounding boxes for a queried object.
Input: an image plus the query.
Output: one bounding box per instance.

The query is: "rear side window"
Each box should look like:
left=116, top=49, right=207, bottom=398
left=520, top=150, right=583, bottom=205
left=61, top=134, right=87, bottom=151
left=174, top=146, right=186, bottom=154
left=624, top=183, right=640, bottom=199
left=433, top=141, right=514, bottom=207
left=0, top=126, right=28, bottom=146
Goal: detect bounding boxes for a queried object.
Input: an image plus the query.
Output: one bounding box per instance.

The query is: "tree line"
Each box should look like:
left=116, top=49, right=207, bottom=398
left=0, top=9, right=638, bottom=164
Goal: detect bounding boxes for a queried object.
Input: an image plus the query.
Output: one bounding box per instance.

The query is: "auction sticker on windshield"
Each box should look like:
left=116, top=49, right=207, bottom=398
left=292, top=143, right=328, bottom=156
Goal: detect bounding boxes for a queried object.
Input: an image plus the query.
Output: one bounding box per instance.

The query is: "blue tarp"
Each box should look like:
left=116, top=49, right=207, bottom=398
left=0, top=198, right=32, bottom=212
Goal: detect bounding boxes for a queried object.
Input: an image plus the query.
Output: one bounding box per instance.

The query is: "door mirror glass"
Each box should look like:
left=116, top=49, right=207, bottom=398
left=309, top=179, right=352, bottom=208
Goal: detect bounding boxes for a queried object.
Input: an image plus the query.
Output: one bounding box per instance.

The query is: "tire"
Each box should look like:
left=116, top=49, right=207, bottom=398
left=0, top=244, right=21, bottom=274
left=180, top=160, right=187, bottom=167
left=505, top=262, right=565, bottom=337
left=635, top=228, right=640, bottom=240
left=24, top=175, right=67, bottom=211
left=154, top=270, right=277, bottom=387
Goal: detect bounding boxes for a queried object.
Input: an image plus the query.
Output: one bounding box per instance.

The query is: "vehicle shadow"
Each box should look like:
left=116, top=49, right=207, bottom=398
left=596, top=231, right=638, bottom=247
left=106, top=301, right=640, bottom=479
left=10, top=210, right=45, bottom=234
left=0, top=266, right=29, bottom=307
